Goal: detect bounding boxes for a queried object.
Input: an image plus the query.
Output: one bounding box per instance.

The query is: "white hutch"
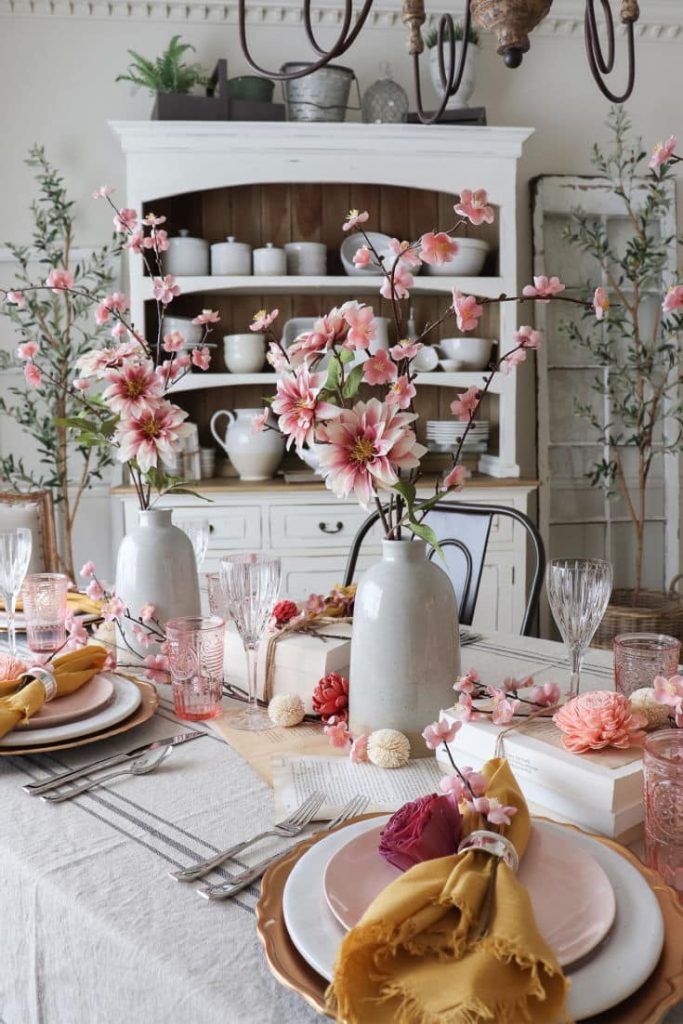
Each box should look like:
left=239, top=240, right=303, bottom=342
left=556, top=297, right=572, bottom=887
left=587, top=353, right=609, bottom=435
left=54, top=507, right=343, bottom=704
left=110, top=121, right=537, bottom=633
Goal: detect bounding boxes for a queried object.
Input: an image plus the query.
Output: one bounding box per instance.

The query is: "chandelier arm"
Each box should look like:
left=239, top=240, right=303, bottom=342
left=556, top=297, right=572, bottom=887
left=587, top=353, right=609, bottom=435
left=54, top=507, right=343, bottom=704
left=238, top=0, right=373, bottom=79
left=585, top=0, right=616, bottom=74
left=412, top=50, right=453, bottom=125
left=412, top=9, right=471, bottom=127
left=584, top=3, right=636, bottom=102
left=303, top=0, right=375, bottom=57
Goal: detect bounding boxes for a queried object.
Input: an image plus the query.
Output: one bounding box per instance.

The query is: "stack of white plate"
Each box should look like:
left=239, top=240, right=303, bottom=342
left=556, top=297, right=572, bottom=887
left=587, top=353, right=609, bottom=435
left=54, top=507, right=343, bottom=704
left=426, top=419, right=489, bottom=454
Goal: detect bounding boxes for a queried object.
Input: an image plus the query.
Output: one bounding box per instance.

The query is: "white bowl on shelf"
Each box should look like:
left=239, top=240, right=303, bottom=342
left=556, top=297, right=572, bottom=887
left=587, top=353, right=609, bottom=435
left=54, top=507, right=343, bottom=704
left=223, top=333, right=267, bottom=374
left=412, top=345, right=439, bottom=372
left=425, top=238, right=490, bottom=276
left=438, top=337, right=493, bottom=370
left=438, top=358, right=460, bottom=373
left=340, top=232, right=391, bottom=276
left=161, top=315, right=204, bottom=348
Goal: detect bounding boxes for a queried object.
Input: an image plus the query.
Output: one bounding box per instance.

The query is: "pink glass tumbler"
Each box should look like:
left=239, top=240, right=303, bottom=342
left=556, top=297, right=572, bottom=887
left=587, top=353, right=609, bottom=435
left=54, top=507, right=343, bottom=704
left=644, top=729, right=683, bottom=894
left=613, top=633, right=680, bottom=698
left=22, top=573, right=69, bottom=653
left=166, top=615, right=224, bottom=721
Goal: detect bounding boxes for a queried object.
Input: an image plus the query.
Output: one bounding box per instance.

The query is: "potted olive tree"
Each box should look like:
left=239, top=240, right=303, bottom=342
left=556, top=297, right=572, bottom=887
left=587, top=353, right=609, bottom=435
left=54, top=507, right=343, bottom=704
left=560, top=108, right=683, bottom=645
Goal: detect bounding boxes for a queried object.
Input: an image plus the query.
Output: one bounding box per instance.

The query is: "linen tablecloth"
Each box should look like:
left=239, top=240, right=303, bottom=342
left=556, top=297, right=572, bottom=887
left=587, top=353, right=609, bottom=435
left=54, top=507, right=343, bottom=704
left=1, top=635, right=681, bottom=1024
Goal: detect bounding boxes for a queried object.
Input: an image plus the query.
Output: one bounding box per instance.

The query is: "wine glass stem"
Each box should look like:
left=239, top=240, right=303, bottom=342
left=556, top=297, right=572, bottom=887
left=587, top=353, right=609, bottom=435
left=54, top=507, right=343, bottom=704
left=3, top=590, right=16, bottom=655
left=245, top=642, right=259, bottom=712
left=568, top=647, right=583, bottom=698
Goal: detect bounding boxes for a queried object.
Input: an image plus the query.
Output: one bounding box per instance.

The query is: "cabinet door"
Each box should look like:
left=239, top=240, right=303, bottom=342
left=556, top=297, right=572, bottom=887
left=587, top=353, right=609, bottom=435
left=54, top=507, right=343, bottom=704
left=470, top=551, right=517, bottom=634
left=279, top=554, right=377, bottom=600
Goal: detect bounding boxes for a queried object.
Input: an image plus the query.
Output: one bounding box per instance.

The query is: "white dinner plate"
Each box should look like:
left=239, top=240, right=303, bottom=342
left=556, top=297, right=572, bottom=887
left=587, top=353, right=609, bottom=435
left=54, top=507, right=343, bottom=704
left=282, top=817, right=664, bottom=1022
left=0, top=673, right=142, bottom=748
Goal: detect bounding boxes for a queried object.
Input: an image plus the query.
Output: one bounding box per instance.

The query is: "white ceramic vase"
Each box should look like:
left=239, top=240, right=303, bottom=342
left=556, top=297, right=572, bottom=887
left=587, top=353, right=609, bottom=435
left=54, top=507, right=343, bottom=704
left=429, top=42, right=479, bottom=109
left=348, top=538, right=460, bottom=754
left=210, top=407, right=285, bottom=481
left=115, top=509, right=201, bottom=657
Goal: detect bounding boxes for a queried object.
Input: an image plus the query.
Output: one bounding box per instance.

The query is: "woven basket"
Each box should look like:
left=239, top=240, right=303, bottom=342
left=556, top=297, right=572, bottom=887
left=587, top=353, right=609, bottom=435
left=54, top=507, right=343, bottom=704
left=592, top=576, right=683, bottom=650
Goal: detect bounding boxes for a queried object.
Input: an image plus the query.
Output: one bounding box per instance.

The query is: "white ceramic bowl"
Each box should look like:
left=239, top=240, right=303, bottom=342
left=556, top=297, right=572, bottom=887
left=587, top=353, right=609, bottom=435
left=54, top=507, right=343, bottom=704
left=223, top=333, right=267, bottom=373
left=284, top=242, right=327, bottom=276
left=438, top=358, right=460, bottom=373
left=412, top=345, right=439, bottom=372
left=340, top=232, right=392, bottom=276
left=161, top=315, right=204, bottom=348
left=439, top=336, right=493, bottom=370
left=425, top=237, right=490, bottom=276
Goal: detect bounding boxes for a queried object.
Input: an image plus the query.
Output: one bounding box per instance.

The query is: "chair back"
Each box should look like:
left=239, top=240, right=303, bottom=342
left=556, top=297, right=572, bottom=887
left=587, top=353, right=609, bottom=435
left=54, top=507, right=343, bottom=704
left=343, top=500, right=545, bottom=636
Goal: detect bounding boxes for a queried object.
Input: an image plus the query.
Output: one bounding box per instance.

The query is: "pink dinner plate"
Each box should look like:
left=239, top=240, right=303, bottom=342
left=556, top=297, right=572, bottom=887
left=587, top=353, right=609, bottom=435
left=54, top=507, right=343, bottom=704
left=17, top=674, right=115, bottom=730
left=323, top=822, right=617, bottom=969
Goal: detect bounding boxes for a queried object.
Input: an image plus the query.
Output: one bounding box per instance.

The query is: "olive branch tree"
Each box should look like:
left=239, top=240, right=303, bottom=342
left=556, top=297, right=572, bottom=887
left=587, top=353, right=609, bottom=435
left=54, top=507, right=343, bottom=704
left=0, top=146, right=121, bottom=579
left=560, top=108, right=683, bottom=598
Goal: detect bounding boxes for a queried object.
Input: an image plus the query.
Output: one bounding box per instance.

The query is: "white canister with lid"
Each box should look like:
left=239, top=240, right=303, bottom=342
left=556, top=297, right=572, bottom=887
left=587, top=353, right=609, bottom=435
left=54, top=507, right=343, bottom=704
left=253, top=242, right=286, bottom=276
left=164, top=230, right=210, bottom=277
left=210, top=236, right=252, bottom=276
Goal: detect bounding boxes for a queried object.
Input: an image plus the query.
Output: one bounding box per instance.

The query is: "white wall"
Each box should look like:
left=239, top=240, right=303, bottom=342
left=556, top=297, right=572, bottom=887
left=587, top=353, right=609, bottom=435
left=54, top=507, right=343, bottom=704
left=0, top=3, right=682, bottom=579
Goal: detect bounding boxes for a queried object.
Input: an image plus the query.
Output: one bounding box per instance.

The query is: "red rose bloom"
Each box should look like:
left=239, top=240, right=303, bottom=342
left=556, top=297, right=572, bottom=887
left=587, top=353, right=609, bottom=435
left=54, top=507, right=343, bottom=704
left=271, top=600, right=299, bottom=627
left=378, top=794, right=461, bottom=872
left=312, top=672, right=349, bottom=722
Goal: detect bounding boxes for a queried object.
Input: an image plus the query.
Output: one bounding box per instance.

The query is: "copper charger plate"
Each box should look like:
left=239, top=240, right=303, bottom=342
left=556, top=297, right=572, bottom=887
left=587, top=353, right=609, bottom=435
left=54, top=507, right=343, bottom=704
left=0, top=678, right=159, bottom=755
left=256, top=815, right=683, bottom=1023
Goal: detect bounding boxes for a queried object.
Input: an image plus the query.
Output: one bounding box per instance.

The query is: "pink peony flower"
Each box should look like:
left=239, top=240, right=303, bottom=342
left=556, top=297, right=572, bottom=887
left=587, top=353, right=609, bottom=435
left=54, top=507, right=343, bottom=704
left=454, top=188, right=495, bottom=226
left=163, top=331, right=185, bottom=353
left=46, top=268, right=74, bottom=293
left=343, top=209, right=369, bottom=232
left=452, top=290, right=483, bottom=332
left=353, top=246, right=372, bottom=269
left=251, top=308, right=279, bottom=332
left=0, top=653, right=28, bottom=682
left=594, top=286, right=610, bottom=320
left=378, top=793, right=461, bottom=872
left=650, top=135, right=677, bottom=170
left=350, top=733, right=369, bottom=764
left=386, top=374, right=416, bottom=410
left=80, top=561, right=96, bottom=578
left=388, top=238, right=422, bottom=270
left=103, top=361, right=163, bottom=419
left=139, top=603, right=156, bottom=624
left=92, top=185, right=115, bottom=199
left=342, top=303, right=376, bottom=350
left=363, top=349, right=398, bottom=386
left=6, top=291, right=25, bottom=307
left=17, top=341, right=38, bottom=360
left=514, top=325, right=542, bottom=349
left=272, top=368, right=339, bottom=450
left=529, top=681, right=561, bottom=707
left=380, top=263, right=414, bottom=301
left=103, top=596, right=126, bottom=622
left=522, top=275, right=566, bottom=302
left=662, top=286, right=683, bottom=315
left=491, top=697, right=520, bottom=725
left=422, top=718, right=461, bottom=749
left=86, top=578, right=105, bottom=602
left=191, top=346, right=211, bottom=371
left=113, top=208, right=138, bottom=233
left=152, top=275, right=181, bottom=304
left=145, top=653, right=170, bottom=684
left=24, top=363, right=42, bottom=388
left=450, top=385, right=480, bottom=422
left=324, top=715, right=352, bottom=748
left=553, top=691, right=648, bottom=753
left=115, top=400, right=189, bottom=473
left=192, top=309, right=220, bottom=326
left=443, top=463, right=467, bottom=491
left=389, top=340, right=422, bottom=362
left=653, top=674, right=683, bottom=707
left=317, top=398, right=425, bottom=506
left=419, top=231, right=458, bottom=266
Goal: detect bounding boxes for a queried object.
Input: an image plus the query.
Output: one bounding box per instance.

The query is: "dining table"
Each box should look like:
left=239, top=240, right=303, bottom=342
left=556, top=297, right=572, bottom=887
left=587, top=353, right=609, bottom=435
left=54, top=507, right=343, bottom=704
left=1, top=631, right=681, bottom=1024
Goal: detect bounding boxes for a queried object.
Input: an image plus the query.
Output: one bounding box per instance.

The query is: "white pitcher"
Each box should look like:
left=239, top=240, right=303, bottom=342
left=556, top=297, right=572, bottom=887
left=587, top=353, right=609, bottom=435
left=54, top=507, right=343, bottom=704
left=210, top=408, right=285, bottom=481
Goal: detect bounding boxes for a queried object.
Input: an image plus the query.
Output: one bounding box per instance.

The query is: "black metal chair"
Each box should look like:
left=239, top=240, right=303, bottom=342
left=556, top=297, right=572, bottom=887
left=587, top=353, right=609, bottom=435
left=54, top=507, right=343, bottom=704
left=342, top=501, right=546, bottom=636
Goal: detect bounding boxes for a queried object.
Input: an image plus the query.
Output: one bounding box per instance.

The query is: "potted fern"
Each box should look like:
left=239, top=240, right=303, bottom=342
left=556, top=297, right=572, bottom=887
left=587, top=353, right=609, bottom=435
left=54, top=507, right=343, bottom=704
left=116, top=36, right=229, bottom=120
left=425, top=21, right=480, bottom=109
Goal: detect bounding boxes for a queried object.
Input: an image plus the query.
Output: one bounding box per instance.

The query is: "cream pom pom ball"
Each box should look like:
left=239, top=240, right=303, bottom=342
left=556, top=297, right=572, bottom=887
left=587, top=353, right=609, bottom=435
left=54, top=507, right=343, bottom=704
left=268, top=693, right=306, bottom=728
left=629, top=688, right=671, bottom=729
left=367, top=728, right=411, bottom=768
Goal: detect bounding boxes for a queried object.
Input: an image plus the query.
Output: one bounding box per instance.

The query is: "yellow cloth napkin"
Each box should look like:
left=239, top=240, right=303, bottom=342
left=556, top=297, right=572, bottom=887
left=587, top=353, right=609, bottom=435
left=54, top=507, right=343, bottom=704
left=328, top=758, right=569, bottom=1024
left=1, top=593, right=103, bottom=617
left=0, top=646, right=108, bottom=737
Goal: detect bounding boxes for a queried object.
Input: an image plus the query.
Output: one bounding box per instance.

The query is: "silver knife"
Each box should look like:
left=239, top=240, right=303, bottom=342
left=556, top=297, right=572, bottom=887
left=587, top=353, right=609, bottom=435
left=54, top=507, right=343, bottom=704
left=23, top=731, right=204, bottom=795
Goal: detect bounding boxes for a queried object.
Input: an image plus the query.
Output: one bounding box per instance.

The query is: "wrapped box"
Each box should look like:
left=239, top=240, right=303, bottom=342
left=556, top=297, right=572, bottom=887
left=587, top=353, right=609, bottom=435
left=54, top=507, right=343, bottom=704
left=224, top=621, right=351, bottom=712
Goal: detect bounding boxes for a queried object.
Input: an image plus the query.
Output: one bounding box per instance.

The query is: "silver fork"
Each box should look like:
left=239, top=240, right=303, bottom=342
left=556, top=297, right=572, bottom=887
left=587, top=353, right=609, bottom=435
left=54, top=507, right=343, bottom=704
left=198, top=793, right=370, bottom=902
left=169, top=790, right=326, bottom=882
left=40, top=747, right=172, bottom=803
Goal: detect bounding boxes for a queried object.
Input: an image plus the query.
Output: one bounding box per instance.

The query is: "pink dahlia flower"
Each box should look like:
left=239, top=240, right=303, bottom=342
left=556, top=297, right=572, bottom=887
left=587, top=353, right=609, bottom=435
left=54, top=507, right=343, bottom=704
left=103, top=361, right=163, bottom=419
left=317, top=398, right=425, bottom=506
left=115, top=400, right=189, bottom=472
left=553, top=691, right=647, bottom=753
left=454, top=188, right=495, bottom=226
left=272, top=368, right=339, bottom=450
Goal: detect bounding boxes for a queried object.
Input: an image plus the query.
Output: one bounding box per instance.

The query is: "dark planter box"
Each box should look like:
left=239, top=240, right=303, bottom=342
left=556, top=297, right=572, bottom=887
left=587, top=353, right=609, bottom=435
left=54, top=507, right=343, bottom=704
left=151, top=59, right=284, bottom=122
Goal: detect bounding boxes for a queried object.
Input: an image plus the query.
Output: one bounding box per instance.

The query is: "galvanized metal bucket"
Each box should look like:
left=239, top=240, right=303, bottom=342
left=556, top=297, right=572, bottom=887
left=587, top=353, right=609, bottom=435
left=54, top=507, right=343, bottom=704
left=281, top=63, right=359, bottom=122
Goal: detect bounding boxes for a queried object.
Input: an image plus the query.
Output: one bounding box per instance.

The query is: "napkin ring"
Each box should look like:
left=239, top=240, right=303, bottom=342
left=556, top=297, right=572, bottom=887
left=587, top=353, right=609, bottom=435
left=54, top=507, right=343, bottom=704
left=19, top=667, right=58, bottom=702
left=457, top=830, right=519, bottom=873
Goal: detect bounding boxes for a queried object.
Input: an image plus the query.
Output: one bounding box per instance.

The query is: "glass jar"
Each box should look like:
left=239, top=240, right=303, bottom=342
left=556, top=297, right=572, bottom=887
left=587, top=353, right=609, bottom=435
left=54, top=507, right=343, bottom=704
left=643, top=729, right=683, bottom=893
left=362, top=64, right=408, bottom=124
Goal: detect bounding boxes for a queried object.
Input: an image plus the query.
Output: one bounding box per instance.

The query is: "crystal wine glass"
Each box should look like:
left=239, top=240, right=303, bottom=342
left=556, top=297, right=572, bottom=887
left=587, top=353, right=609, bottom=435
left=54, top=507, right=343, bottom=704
left=0, top=528, right=33, bottom=654
left=179, top=519, right=210, bottom=571
left=220, top=553, right=281, bottom=731
left=546, top=558, right=613, bottom=698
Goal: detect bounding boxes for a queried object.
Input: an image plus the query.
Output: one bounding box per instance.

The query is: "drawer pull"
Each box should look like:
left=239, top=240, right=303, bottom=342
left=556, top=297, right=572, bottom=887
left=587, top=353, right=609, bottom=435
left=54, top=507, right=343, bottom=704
left=319, top=521, right=344, bottom=535
left=209, top=524, right=215, bottom=534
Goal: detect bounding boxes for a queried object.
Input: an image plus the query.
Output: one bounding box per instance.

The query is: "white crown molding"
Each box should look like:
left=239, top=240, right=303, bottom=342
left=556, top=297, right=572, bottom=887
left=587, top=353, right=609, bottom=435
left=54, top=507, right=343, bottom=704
left=0, top=0, right=681, bottom=38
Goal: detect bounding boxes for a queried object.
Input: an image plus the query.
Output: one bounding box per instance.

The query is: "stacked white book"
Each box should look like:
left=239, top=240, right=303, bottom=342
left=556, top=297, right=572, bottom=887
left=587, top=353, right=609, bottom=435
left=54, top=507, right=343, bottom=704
left=437, top=708, right=644, bottom=843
